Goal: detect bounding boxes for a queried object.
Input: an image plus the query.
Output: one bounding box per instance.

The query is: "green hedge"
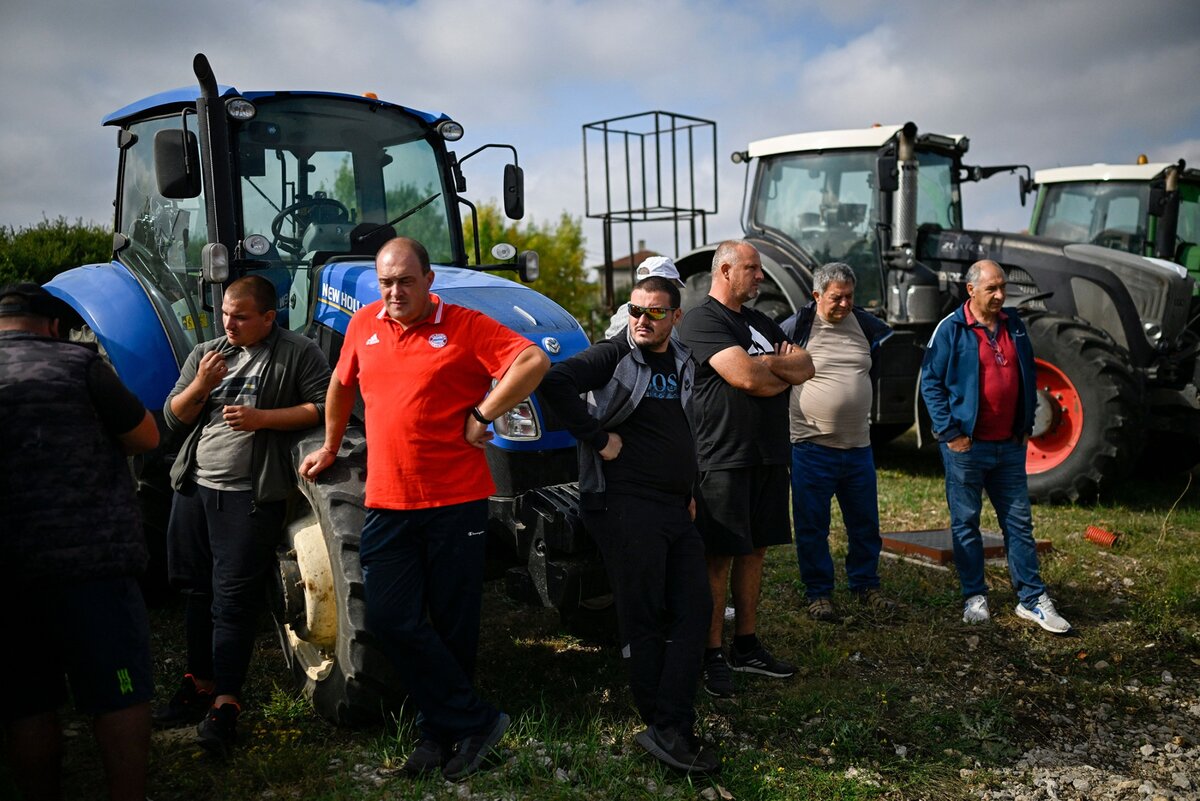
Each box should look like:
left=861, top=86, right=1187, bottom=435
left=0, top=217, right=112, bottom=287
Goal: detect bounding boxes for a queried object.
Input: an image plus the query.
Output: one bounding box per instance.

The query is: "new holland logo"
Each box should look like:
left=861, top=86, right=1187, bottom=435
left=428, top=333, right=448, bottom=348
left=365, top=333, right=380, bottom=346
left=541, top=337, right=561, bottom=355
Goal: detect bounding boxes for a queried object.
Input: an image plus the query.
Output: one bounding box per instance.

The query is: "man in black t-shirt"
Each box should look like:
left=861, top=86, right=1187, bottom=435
left=540, top=275, right=718, bottom=775
left=678, top=240, right=813, bottom=698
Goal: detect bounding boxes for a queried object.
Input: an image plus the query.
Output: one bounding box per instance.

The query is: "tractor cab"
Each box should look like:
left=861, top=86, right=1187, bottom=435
left=1030, top=160, right=1200, bottom=286
left=741, top=124, right=971, bottom=319
left=105, top=88, right=467, bottom=357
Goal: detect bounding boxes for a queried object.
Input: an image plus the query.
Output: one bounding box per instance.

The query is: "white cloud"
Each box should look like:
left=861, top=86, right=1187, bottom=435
left=1, top=0, right=1196, bottom=262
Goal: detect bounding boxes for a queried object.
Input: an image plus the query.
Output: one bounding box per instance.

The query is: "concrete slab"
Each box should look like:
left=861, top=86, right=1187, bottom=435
left=880, top=528, right=1053, bottom=566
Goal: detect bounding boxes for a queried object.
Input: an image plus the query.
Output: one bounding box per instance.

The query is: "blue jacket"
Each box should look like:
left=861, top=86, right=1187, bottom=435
left=919, top=304, right=1037, bottom=442
left=780, top=304, right=894, bottom=381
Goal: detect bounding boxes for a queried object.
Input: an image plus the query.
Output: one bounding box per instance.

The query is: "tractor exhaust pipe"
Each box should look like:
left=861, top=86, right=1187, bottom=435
left=1154, top=160, right=1184, bottom=261
left=892, top=122, right=919, bottom=250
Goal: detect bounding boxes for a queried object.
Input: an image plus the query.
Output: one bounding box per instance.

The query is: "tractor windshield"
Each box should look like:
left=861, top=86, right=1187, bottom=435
left=751, top=149, right=959, bottom=309
left=233, top=96, right=457, bottom=329
left=1032, top=181, right=1151, bottom=255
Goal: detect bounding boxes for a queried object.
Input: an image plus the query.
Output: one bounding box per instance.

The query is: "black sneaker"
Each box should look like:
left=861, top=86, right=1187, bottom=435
left=729, top=643, right=796, bottom=678
left=635, top=726, right=720, bottom=775
left=702, top=651, right=735, bottom=698
left=402, top=738, right=446, bottom=776
left=197, top=703, right=239, bottom=758
left=152, top=674, right=213, bottom=728
left=442, top=712, right=510, bottom=782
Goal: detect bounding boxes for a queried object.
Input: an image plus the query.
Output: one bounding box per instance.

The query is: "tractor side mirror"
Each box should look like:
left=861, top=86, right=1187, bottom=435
left=876, top=155, right=899, bottom=193
left=504, top=163, right=525, bottom=220
left=154, top=129, right=201, bottom=199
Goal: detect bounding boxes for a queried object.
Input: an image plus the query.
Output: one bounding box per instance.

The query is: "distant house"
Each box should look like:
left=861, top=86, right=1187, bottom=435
left=591, top=240, right=662, bottom=296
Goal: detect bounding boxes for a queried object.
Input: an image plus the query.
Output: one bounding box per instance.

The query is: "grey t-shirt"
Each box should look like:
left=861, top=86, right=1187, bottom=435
left=789, top=312, right=872, bottom=448
left=193, top=342, right=270, bottom=490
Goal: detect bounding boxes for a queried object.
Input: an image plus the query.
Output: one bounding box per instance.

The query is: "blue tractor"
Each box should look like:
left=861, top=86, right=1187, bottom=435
left=46, top=54, right=601, bottom=724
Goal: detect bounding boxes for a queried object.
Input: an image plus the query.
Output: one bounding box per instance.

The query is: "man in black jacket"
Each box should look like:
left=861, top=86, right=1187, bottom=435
left=157, top=275, right=330, bottom=756
left=540, top=275, right=718, bottom=775
left=1, top=282, right=159, bottom=801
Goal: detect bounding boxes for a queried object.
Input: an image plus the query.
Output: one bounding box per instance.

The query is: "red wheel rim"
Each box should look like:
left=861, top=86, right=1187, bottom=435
left=1027, top=358, right=1083, bottom=473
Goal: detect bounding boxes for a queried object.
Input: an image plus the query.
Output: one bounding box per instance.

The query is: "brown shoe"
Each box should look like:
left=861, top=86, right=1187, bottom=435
left=807, top=597, right=837, bottom=623
left=855, top=588, right=898, bottom=614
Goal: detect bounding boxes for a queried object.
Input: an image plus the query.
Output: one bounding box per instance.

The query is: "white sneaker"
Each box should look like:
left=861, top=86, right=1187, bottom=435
left=962, top=594, right=990, bottom=624
left=1015, top=593, right=1071, bottom=634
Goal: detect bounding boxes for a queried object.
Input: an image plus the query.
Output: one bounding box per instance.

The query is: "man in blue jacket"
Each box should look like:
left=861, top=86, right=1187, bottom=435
left=540, top=275, right=718, bottom=775
left=781, top=262, right=895, bottom=622
left=919, top=260, right=1070, bottom=633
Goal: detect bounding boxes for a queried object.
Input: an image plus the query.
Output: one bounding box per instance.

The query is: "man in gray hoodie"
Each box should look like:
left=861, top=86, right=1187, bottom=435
left=539, top=275, right=717, bottom=775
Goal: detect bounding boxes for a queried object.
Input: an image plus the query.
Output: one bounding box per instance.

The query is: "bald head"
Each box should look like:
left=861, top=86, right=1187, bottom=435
left=709, top=239, right=764, bottom=309
left=965, top=259, right=1007, bottom=324
left=377, top=237, right=431, bottom=274
left=965, top=259, right=1004, bottom=287
left=376, top=236, right=435, bottom=325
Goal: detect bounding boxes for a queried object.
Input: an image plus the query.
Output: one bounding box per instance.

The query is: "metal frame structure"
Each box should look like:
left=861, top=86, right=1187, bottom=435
left=582, top=111, right=718, bottom=309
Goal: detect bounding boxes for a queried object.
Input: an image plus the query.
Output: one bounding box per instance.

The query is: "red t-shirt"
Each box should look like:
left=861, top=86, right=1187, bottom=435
left=335, top=294, right=534, bottom=509
left=964, top=303, right=1020, bottom=441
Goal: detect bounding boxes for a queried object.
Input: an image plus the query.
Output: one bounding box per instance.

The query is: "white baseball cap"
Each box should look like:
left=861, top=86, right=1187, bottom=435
left=635, top=256, right=685, bottom=287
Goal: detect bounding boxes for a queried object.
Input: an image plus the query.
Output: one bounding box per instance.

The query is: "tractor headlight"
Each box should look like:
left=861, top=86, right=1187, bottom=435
left=493, top=399, right=541, bottom=441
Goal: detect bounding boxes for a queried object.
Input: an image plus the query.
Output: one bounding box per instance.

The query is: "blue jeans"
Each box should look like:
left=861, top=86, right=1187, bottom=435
left=791, top=441, right=882, bottom=600
left=360, top=501, right=498, bottom=744
left=938, top=439, right=1045, bottom=609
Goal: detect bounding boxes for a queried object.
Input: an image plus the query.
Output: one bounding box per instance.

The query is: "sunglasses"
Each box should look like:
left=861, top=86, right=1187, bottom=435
left=627, top=303, right=677, bottom=321
left=983, top=331, right=1008, bottom=366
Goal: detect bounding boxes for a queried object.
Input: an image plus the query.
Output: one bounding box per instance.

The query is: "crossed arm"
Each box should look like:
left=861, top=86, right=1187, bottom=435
left=708, top=340, right=814, bottom=397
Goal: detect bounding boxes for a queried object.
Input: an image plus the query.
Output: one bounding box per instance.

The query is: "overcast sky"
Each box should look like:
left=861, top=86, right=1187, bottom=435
left=2, top=0, right=1197, bottom=266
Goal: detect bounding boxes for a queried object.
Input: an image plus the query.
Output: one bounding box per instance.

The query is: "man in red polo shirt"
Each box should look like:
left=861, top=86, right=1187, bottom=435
left=300, top=237, right=549, bottom=780
left=920, top=259, right=1071, bottom=634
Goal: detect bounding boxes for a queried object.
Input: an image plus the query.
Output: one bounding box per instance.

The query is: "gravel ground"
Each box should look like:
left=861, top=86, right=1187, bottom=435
left=975, top=672, right=1199, bottom=801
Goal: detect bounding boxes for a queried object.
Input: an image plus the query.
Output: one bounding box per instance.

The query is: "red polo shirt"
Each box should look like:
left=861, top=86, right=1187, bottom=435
left=335, top=294, right=534, bottom=509
left=964, top=302, right=1020, bottom=441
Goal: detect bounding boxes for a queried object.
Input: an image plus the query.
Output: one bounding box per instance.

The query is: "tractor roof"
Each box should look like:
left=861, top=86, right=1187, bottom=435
left=747, top=125, right=966, bottom=159
left=1034, top=163, right=1174, bottom=184
left=102, top=86, right=448, bottom=127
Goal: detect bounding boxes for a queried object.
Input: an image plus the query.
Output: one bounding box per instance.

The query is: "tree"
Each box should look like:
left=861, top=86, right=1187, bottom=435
left=0, top=217, right=111, bottom=286
left=463, top=202, right=599, bottom=326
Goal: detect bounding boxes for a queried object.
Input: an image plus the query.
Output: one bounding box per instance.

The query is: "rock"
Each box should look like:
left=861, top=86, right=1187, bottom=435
left=895, top=745, right=907, bottom=758
left=1141, top=743, right=1156, bottom=756
left=700, top=789, right=717, bottom=801
left=555, top=768, right=569, bottom=783
left=1162, top=670, right=1175, bottom=684
left=1172, top=773, right=1191, bottom=789
left=1094, top=660, right=1110, bottom=670
left=1072, top=778, right=1091, bottom=792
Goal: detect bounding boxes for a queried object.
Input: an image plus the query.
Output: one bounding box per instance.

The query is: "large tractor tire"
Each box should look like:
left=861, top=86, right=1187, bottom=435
left=272, top=427, right=403, bottom=726
left=1022, top=312, right=1143, bottom=503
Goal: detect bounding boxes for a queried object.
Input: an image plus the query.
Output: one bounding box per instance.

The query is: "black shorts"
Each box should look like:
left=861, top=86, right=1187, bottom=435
left=3, top=577, right=153, bottom=720
left=695, top=464, right=792, bottom=556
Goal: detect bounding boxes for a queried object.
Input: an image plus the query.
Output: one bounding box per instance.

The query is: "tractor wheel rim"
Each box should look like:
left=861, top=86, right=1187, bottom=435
left=1027, top=358, right=1083, bottom=474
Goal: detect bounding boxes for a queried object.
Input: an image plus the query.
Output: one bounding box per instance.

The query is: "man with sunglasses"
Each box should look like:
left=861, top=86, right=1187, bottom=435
left=540, top=275, right=718, bottom=775
left=920, top=259, right=1071, bottom=634
left=678, top=240, right=814, bottom=699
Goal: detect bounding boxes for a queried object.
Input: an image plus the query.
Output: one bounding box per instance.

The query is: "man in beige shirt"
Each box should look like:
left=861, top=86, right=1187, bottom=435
left=781, top=262, right=896, bottom=622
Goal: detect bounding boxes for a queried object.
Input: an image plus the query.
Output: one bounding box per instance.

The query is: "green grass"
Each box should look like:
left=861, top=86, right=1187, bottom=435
left=40, top=434, right=1200, bottom=799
